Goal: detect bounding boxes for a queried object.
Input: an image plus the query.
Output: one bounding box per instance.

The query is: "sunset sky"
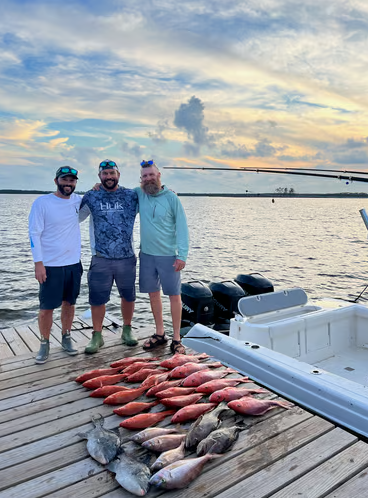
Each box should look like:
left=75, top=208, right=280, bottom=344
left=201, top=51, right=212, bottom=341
left=2, top=0, right=368, bottom=193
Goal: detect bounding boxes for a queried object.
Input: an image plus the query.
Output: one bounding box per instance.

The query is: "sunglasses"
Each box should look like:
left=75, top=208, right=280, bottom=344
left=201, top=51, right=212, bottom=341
left=140, top=160, right=156, bottom=168
left=99, top=160, right=119, bottom=172
left=56, top=166, right=78, bottom=176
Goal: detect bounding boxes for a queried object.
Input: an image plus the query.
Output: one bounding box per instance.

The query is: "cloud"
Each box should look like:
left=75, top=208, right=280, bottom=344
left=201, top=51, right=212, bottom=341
left=148, top=120, right=169, bottom=144
left=174, top=96, right=211, bottom=146
left=119, top=140, right=145, bottom=158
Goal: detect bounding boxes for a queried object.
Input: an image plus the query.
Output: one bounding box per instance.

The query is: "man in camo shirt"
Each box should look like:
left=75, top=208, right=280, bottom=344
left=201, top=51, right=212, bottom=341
left=79, top=160, right=138, bottom=354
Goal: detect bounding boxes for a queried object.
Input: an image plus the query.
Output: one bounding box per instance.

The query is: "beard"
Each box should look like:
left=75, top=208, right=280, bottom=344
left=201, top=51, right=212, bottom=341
left=141, top=178, right=161, bottom=195
left=101, top=178, right=119, bottom=190
left=57, top=182, right=76, bottom=197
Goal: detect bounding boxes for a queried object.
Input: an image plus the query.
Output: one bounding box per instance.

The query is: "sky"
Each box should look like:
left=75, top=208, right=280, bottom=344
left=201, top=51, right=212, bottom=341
left=2, top=0, right=368, bottom=193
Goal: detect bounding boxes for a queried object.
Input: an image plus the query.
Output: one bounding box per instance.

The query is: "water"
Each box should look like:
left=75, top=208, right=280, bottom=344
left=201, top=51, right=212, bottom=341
left=1, top=194, right=368, bottom=330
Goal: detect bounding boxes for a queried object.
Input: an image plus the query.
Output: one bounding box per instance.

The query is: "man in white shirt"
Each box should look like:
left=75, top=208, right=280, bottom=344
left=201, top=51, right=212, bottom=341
left=28, top=166, right=83, bottom=364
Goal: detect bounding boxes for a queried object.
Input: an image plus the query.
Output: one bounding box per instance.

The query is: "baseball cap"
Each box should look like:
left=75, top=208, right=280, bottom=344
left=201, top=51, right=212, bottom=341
left=55, top=166, right=79, bottom=179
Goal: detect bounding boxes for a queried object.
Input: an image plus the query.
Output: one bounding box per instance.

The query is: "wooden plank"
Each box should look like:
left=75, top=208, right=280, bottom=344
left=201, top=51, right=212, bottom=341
left=0, top=395, right=105, bottom=438
left=14, top=325, right=41, bottom=353
left=0, top=458, right=105, bottom=498
left=28, top=322, right=61, bottom=348
left=47, top=471, right=120, bottom=498
left=215, top=427, right=357, bottom=498
left=0, top=334, right=154, bottom=382
left=270, top=440, right=368, bottom=498
left=0, top=381, right=82, bottom=413
left=0, top=325, right=153, bottom=370
left=324, top=467, right=368, bottom=497
left=0, top=413, right=120, bottom=471
left=0, top=332, right=14, bottom=359
left=0, top=327, right=32, bottom=356
left=162, top=415, right=335, bottom=498
left=0, top=387, right=89, bottom=425
left=0, top=403, right=118, bottom=454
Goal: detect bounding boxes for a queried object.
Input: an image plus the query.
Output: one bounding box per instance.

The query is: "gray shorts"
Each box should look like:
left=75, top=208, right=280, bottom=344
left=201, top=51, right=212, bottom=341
left=139, top=252, right=181, bottom=296
left=88, top=255, right=136, bottom=306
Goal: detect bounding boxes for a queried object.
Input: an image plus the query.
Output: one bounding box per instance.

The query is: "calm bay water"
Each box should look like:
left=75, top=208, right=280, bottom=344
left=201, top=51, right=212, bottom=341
left=1, top=193, right=368, bottom=330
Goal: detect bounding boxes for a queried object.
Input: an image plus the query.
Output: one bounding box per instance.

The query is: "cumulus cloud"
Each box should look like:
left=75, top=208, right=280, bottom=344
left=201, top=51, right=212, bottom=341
left=174, top=96, right=212, bottom=147
left=119, top=141, right=145, bottom=158
left=148, top=120, right=169, bottom=143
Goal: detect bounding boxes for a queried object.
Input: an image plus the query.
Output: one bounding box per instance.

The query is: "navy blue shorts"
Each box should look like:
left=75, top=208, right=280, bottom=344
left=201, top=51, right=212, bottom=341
left=39, top=262, right=83, bottom=310
left=88, top=255, right=136, bottom=306
left=139, top=252, right=181, bottom=296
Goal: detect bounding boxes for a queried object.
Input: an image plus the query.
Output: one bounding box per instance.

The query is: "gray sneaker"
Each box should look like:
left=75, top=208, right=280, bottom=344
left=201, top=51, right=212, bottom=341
left=62, top=333, right=78, bottom=356
left=35, top=339, right=50, bottom=364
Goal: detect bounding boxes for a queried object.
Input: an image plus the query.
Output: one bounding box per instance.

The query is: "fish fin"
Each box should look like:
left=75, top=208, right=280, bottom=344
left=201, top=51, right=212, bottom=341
left=76, top=432, right=88, bottom=439
left=91, top=413, right=104, bottom=427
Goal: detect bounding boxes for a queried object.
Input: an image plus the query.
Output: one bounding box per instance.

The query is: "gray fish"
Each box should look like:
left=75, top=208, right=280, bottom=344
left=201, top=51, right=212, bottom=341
left=185, top=402, right=230, bottom=449
left=77, top=413, right=120, bottom=465
left=196, top=426, right=242, bottom=456
left=150, top=440, right=186, bottom=472
left=142, top=433, right=186, bottom=452
left=150, top=453, right=220, bottom=489
left=107, top=451, right=151, bottom=496
left=130, top=427, right=181, bottom=444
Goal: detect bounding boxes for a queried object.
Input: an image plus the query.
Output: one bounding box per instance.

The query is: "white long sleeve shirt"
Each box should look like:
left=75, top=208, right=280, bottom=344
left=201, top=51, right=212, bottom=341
left=28, top=193, right=82, bottom=266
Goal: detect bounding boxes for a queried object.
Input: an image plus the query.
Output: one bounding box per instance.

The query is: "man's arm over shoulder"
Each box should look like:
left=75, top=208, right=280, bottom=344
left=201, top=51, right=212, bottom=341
left=79, top=193, right=91, bottom=223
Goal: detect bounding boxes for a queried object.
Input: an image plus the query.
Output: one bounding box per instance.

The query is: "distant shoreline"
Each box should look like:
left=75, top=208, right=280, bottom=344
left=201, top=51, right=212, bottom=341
left=2, top=189, right=368, bottom=198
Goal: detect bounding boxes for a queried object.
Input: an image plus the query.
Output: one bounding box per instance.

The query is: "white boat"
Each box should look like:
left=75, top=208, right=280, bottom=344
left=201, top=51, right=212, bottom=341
left=182, top=287, right=368, bottom=439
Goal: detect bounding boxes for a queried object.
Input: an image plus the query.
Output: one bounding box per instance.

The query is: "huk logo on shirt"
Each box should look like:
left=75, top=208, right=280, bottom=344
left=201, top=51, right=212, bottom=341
left=100, top=202, right=124, bottom=211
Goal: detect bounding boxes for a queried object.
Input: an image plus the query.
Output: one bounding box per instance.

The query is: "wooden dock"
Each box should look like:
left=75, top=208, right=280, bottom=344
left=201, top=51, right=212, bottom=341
left=1, top=319, right=368, bottom=497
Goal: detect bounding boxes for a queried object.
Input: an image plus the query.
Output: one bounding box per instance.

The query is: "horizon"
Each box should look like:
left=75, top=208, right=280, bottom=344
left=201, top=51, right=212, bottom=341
left=2, top=1, right=368, bottom=195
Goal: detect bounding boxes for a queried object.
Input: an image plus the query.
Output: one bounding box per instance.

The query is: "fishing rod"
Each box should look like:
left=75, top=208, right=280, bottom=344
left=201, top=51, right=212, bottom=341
left=163, top=166, right=368, bottom=183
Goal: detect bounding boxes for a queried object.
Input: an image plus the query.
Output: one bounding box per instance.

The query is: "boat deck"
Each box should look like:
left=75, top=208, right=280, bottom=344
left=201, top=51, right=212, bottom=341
left=1, top=320, right=368, bottom=497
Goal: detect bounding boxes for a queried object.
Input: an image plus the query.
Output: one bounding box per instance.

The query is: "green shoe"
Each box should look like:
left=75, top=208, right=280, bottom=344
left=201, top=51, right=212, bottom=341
left=85, top=331, right=104, bottom=354
left=122, top=325, right=138, bottom=347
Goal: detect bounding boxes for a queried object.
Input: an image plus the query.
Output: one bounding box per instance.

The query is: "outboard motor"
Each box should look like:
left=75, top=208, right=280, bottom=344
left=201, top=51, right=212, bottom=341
left=181, top=281, right=214, bottom=330
left=208, top=280, right=245, bottom=333
left=234, top=273, right=274, bottom=296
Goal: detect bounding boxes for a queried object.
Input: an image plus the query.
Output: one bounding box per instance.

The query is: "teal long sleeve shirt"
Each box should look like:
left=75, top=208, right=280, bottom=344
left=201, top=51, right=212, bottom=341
left=135, top=186, right=189, bottom=261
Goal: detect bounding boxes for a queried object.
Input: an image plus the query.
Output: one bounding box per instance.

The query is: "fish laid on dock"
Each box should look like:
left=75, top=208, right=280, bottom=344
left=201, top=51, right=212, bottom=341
left=227, top=397, right=292, bottom=415
left=77, top=413, right=120, bottom=465
left=107, top=451, right=151, bottom=496
left=209, top=386, right=268, bottom=402
left=196, top=426, right=242, bottom=456
left=113, top=400, right=160, bottom=417
left=82, top=373, right=127, bottom=390
left=195, top=377, right=250, bottom=393
left=75, top=367, right=122, bottom=383
left=159, top=393, right=204, bottom=408
left=145, top=379, right=183, bottom=397
left=120, top=410, right=176, bottom=430
left=185, top=402, right=231, bottom=449
left=141, top=433, right=186, bottom=452
left=110, top=356, right=160, bottom=368
left=150, top=454, right=220, bottom=489
left=130, top=427, right=182, bottom=444
left=182, top=368, right=238, bottom=387
left=104, top=386, right=147, bottom=405
left=150, top=440, right=186, bottom=472
left=160, top=353, right=211, bottom=369
left=171, top=403, right=217, bottom=423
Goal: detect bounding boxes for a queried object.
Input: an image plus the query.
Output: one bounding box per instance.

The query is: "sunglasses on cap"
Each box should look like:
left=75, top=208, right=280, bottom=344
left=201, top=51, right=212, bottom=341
left=56, top=166, right=78, bottom=178
left=140, top=160, right=156, bottom=168
left=99, top=160, right=119, bottom=172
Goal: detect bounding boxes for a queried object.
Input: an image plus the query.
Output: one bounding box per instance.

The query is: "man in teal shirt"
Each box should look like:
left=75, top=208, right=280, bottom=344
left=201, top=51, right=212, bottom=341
left=137, top=160, right=189, bottom=354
